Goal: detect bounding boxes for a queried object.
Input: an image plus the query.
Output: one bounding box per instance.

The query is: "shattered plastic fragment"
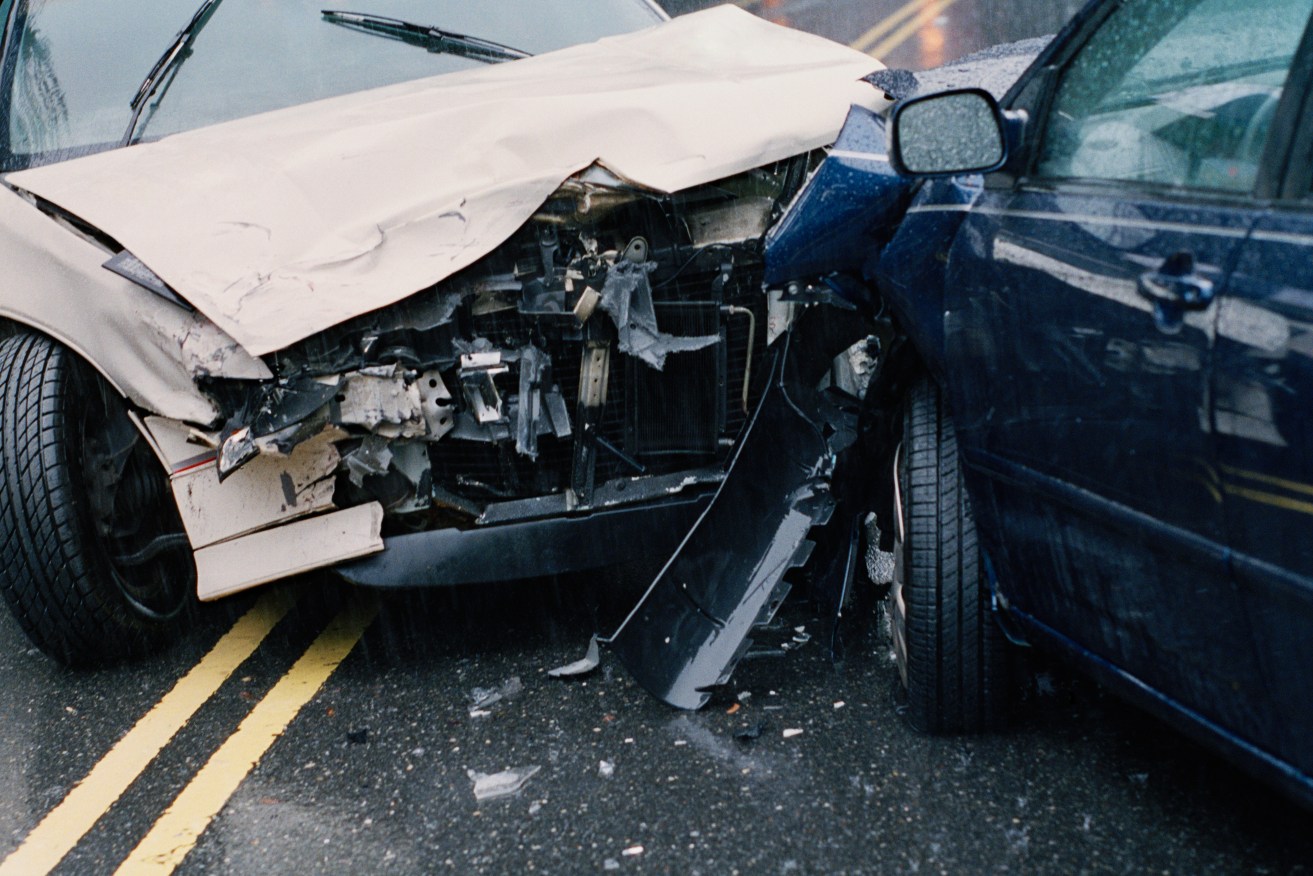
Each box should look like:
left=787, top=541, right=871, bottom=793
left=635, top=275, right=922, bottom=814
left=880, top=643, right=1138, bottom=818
left=469, top=676, right=523, bottom=710
left=622, top=845, right=644, bottom=857
left=344, top=434, right=394, bottom=487
left=734, top=722, right=765, bottom=742
left=467, top=765, right=541, bottom=801
left=783, top=728, right=804, bottom=739
left=548, top=636, right=601, bottom=678
left=598, top=760, right=615, bottom=778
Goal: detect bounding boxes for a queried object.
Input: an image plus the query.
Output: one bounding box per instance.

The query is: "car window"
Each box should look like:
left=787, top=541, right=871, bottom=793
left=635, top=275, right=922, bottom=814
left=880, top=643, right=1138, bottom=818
left=1037, top=0, right=1313, bottom=193
left=0, top=0, right=663, bottom=171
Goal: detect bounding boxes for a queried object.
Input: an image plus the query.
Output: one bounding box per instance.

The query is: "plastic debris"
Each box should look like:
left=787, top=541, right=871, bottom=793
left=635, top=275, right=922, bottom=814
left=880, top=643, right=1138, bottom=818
left=783, top=728, right=804, bottom=739
left=726, top=703, right=741, bottom=715
left=599, top=760, right=616, bottom=779
left=467, top=765, right=541, bottom=801
left=468, top=676, right=524, bottom=714
left=734, top=721, right=766, bottom=743
left=737, top=691, right=752, bottom=701
left=529, top=801, right=543, bottom=816
left=604, top=859, right=621, bottom=871
left=622, top=845, right=644, bottom=857
left=469, top=709, right=492, bottom=719
left=548, top=635, right=601, bottom=678
left=833, top=701, right=846, bottom=710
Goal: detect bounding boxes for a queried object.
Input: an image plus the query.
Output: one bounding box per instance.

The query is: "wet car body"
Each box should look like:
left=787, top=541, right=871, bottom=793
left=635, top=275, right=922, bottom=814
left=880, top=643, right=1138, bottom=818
left=771, top=0, right=1313, bottom=806
left=0, top=0, right=895, bottom=710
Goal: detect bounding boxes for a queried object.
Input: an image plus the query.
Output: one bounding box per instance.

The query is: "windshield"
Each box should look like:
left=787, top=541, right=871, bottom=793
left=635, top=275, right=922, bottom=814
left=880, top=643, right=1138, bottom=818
left=0, top=0, right=664, bottom=171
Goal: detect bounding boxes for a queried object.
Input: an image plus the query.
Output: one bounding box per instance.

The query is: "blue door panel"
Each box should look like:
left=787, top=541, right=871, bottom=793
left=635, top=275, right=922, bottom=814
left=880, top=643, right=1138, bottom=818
left=940, top=185, right=1274, bottom=743
left=1216, top=211, right=1313, bottom=773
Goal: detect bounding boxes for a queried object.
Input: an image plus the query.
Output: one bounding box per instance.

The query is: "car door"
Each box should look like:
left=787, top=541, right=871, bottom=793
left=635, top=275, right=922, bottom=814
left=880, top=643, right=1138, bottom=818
left=938, top=0, right=1312, bottom=748
left=1212, top=66, right=1313, bottom=774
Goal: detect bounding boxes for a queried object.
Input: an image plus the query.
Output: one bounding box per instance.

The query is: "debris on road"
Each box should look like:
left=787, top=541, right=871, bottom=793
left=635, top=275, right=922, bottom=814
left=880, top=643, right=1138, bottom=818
left=783, top=728, right=804, bottom=739
left=468, top=676, right=524, bottom=715
left=734, top=721, right=766, bottom=744
left=599, top=760, right=616, bottom=779
left=467, top=765, right=541, bottom=801
left=548, top=636, right=601, bottom=679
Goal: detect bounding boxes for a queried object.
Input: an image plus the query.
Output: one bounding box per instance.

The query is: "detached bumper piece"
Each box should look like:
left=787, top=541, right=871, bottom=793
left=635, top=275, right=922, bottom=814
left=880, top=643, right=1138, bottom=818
left=605, top=347, right=837, bottom=709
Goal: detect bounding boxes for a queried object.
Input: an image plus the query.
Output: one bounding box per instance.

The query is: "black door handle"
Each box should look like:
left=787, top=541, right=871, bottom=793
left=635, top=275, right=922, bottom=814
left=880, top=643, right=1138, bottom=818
left=1137, top=251, right=1215, bottom=310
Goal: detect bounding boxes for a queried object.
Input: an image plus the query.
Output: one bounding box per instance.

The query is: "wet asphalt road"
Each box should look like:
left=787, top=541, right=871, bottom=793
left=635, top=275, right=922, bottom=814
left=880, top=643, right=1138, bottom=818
left=4, top=1, right=1313, bottom=873
left=2, top=575, right=1310, bottom=874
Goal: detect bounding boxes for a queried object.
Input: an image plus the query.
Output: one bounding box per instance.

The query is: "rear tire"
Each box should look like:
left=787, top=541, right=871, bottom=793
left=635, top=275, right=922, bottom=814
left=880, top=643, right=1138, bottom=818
left=0, top=332, right=196, bottom=664
left=888, top=375, right=1007, bottom=733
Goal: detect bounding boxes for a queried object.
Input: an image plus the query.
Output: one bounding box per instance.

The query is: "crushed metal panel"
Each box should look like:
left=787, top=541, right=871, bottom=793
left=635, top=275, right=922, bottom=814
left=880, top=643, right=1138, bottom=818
left=9, top=7, right=887, bottom=356
left=0, top=187, right=223, bottom=423
left=195, top=502, right=384, bottom=601
left=605, top=350, right=837, bottom=709
left=336, top=367, right=427, bottom=438
left=164, top=427, right=343, bottom=549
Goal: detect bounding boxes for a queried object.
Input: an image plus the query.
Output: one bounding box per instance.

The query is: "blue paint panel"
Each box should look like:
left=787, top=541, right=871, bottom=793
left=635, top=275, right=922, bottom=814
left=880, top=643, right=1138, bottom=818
left=763, top=105, right=910, bottom=285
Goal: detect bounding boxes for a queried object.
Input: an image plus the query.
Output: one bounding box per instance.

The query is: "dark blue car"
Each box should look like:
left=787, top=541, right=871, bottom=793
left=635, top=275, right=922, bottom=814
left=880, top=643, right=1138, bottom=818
left=769, top=0, right=1313, bottom=807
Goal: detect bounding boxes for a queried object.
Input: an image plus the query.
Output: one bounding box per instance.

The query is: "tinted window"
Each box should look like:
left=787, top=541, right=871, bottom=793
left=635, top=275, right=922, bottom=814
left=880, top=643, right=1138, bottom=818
left=1, top=0, right=663, bottom=170
left=1037, top=0, right=1313, bottom=192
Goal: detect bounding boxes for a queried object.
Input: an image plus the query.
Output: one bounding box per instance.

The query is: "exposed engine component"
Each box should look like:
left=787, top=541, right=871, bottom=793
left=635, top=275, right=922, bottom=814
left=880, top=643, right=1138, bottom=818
left=207, top=160, right=813, bottom=528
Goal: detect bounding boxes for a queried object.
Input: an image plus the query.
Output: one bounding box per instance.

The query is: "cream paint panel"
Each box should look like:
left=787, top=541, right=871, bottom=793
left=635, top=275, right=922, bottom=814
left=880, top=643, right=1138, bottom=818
left=138, top=415, right=218, bottom=472
left=167, top=430, right=342, bottom=549
left=0, top=187, right=271, bottom=422
left=11, top=8, right=885, bottom=356
left=194, top=503, right=384, bottom=601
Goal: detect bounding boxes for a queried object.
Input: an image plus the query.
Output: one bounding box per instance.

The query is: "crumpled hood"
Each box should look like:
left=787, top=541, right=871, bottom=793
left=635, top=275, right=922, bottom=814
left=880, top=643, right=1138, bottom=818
left=8, top=7, right=884, bottom=357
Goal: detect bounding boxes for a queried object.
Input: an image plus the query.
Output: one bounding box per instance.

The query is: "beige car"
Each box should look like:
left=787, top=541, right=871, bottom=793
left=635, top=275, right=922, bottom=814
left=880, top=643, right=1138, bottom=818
left=0, top=0, right=884, bottom=701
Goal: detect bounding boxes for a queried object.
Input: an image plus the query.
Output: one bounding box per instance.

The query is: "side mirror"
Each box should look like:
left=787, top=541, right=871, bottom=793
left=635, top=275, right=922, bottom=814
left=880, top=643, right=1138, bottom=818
left=889, top=88, right=1008, bottom=177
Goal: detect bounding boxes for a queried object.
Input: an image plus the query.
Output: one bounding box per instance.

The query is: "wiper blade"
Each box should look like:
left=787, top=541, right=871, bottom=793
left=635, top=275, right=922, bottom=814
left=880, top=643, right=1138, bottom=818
left=122, top=0, right=225, bottom=147
left=321, top=10, right=531, bottom=63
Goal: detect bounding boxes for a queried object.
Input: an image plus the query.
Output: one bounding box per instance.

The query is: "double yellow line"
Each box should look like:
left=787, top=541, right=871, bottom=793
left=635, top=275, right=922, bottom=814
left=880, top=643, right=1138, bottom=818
left=0, top=592, right=376, bottom=876
left=850, top=0, right=965, bottom=58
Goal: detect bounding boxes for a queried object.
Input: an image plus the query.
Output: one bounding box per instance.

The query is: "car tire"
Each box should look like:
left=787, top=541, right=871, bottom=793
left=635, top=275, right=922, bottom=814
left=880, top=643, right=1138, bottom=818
left=0, top=332, right=196, bottom=664
left=888, top=375, right=1007, bottom=733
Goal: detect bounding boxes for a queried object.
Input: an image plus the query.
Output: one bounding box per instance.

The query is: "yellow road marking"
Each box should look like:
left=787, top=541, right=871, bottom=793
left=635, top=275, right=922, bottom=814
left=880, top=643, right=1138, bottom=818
left=115, top=600, right=378, bottom=875
left=868, top=0, right=964, bottom=60
left=850, top=0, right=932, bottom=52
left=0, top=591, right=294, bottom=876
left=1220, top=463, right=1313, bottom=498
left=1224, top=483, right=1313, bottom=516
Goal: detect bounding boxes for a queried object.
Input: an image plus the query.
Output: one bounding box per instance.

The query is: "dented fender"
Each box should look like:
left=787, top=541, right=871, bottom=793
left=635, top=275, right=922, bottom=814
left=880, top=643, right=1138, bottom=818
left=0, top=186, right=269, bottom=424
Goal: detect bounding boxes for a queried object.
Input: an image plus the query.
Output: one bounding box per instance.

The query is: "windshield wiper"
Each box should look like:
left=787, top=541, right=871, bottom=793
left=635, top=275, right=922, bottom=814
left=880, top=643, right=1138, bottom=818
left=321, top=10, right=531, bottom=63
left=122, top=0, right=225, bottom=147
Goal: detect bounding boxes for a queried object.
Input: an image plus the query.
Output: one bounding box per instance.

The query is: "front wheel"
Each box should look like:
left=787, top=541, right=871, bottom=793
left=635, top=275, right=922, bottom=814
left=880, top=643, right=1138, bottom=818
left=888, top=375, right=1008, bottom=733
left=0, top=332, right=196, bottom=664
